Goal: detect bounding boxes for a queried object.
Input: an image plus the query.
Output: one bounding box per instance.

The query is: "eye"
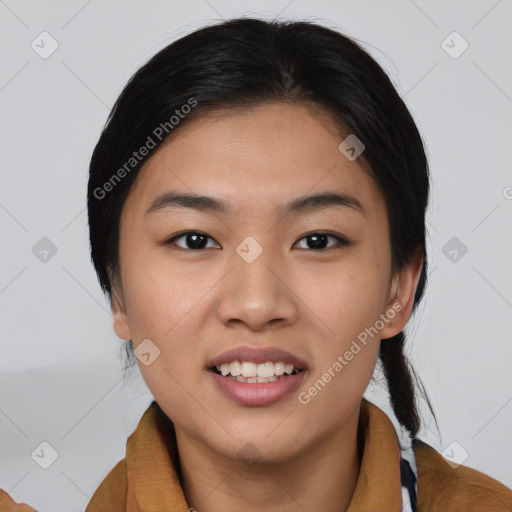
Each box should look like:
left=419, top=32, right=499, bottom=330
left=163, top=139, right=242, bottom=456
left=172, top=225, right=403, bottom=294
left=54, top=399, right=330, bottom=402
left=165, top=231, right=351, bottom=251
left=293, top=232, right=351, bottom=250
left=165, top=231, right=220, bottom=250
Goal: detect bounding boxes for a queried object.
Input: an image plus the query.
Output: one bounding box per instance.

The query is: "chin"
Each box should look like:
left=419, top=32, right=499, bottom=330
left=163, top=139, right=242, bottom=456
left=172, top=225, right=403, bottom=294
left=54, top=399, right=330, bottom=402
left=218, top=429, right=308, bottom=465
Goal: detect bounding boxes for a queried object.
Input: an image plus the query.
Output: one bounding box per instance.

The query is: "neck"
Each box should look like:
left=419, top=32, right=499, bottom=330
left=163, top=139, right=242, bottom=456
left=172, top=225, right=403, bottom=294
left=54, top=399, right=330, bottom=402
left=174, top=405, right=363, bottom=512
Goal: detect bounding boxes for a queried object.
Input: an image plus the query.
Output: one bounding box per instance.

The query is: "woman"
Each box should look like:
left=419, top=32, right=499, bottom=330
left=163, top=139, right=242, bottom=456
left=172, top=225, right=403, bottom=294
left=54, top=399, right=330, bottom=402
left=2, top=17, right=511, bottom=512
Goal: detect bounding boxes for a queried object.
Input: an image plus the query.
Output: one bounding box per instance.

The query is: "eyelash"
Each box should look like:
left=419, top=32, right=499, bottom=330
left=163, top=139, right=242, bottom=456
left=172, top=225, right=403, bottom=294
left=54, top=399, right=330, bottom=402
left=164, top=231, right=351, bottom=251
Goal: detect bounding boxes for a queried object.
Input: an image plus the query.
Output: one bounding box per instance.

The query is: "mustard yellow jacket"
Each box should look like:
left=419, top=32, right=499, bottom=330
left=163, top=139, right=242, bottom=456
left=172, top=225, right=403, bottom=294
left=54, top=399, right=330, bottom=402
left=1, top=399, right=511, bottom=511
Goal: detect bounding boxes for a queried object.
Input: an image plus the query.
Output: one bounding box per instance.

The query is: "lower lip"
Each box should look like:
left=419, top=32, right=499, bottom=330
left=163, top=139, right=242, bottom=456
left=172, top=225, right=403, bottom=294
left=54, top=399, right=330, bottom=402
left=208, top=370, right=307, bottom=406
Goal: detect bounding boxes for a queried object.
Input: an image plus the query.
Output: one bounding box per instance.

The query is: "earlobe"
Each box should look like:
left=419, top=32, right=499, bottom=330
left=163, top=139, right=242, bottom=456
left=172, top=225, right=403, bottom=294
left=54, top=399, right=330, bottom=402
left=379, top=250, right=424, bottom=340
left=111, top=289, right=132, bottom=341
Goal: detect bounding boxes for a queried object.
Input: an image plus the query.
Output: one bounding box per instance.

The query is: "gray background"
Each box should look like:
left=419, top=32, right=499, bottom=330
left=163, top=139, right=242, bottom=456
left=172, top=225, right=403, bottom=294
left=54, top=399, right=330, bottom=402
left=1, top=0, right=511, bottom=510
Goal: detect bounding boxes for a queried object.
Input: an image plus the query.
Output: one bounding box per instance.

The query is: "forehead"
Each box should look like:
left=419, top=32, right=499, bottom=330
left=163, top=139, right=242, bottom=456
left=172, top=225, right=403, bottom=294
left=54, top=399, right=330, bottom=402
left=123, top=103, right=385, bottom=220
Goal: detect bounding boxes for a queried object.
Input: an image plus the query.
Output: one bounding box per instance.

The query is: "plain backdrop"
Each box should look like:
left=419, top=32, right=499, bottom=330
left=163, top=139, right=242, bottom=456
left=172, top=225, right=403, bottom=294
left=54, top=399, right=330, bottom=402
left=1, top=0, right=511, bottom=510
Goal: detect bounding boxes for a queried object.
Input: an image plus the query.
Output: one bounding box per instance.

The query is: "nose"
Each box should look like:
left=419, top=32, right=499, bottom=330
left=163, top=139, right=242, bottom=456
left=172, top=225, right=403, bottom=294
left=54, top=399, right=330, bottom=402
left=215, top=245, right=299, bottom=332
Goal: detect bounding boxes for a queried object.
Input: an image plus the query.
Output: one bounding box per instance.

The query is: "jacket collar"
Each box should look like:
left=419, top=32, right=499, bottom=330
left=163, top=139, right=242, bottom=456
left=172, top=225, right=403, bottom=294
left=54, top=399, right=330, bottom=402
left=125, top=398, right=404, bottom=511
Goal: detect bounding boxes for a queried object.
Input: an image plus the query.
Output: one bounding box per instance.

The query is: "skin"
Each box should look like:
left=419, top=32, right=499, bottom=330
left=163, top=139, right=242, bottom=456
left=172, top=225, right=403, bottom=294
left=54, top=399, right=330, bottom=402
left=112, top=102, right=423, bottom=512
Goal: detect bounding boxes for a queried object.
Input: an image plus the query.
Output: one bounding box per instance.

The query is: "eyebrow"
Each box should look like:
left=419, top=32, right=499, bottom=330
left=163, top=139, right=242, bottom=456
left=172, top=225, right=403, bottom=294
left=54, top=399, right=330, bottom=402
left=145, top=190, right=366, bottom=217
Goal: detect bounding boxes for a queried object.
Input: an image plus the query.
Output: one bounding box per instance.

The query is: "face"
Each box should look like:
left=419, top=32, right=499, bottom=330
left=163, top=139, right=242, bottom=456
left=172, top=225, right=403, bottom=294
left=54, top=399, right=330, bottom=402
left=112, top=103, right=422, bottom=463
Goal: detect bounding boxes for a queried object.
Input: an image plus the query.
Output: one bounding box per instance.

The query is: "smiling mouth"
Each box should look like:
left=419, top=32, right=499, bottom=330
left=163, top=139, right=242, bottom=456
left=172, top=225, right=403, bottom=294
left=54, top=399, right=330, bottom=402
left=209, top=360, right=305, bottom=383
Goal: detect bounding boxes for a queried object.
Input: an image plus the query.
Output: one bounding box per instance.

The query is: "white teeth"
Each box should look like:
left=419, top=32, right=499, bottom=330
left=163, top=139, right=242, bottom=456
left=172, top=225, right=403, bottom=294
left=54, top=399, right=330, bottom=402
left=214, top=360, right=302, bottom=379
left=233, top=375, right=280, bottom=383
left=229, top=360, right=241, bottom=376
left=257, top=362, right=275, bottom=378
left=274, top=362, right=285, bottom=375
left=241, top=361, right=257, bottom=377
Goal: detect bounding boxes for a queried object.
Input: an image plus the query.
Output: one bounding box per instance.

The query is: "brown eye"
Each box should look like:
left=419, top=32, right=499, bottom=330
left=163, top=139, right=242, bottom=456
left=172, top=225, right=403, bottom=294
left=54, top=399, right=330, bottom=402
left=166, top=231, right=221, bottom=250
left=294, top=233, right=350, bottom=250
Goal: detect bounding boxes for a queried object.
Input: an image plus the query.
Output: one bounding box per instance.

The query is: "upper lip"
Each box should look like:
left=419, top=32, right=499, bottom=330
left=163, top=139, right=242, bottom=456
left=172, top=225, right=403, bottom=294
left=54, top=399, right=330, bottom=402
left=208, top=345, right=308, bottom=370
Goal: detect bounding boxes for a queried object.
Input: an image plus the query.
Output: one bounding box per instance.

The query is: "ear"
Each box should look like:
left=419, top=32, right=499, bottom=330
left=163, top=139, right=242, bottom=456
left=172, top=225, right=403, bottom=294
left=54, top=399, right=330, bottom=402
left=379, top=248, right=424, bottom=340
left=111, top=285, right=132, bottom=341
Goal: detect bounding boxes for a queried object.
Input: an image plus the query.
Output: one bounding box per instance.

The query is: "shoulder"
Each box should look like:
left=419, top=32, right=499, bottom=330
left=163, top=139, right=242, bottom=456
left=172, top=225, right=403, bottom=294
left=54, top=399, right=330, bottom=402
left=85, top=458, right=128, bottom=511
left=413, top=439, right=512, bottom=512
left=0, top=489, right=37, bottom=511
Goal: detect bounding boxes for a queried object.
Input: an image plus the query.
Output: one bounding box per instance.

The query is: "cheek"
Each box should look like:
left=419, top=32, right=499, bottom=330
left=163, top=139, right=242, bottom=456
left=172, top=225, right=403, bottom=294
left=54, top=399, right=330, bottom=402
left=119, top=248, right=200, bottom=337
left=137, top=358, right=201, bottom=430
left=302, top=255, right=388, bottom=390
left=120, top=256, right=214, bottom=383
left=308, top=259, right=388, bottom=336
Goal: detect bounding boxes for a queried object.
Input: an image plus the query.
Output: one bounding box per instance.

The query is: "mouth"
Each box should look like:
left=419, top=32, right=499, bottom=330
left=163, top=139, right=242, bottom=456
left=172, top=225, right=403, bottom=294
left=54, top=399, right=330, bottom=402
left=206, top=346, right=308, bottom=406
left=209, top=360, right=305, bottom=383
